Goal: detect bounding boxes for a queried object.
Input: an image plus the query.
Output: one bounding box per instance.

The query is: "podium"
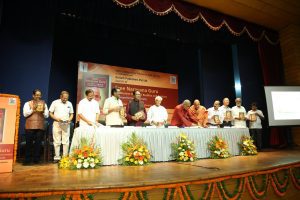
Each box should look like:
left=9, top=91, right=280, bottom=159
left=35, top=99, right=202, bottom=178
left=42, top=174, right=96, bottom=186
left=0, top=94, right=20, bottom=173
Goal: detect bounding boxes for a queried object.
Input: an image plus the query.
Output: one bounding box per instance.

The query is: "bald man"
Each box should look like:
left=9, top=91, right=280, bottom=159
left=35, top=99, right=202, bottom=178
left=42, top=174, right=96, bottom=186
left=189, top=99, right=208, bottom=127
left=171, top=100, right=198, bottom=127
left=220, top=97, right=232, bottom=127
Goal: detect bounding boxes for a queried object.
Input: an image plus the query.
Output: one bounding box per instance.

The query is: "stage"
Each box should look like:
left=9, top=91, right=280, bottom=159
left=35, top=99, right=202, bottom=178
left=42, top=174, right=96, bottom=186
left=0, top=150, right=300, bottom=199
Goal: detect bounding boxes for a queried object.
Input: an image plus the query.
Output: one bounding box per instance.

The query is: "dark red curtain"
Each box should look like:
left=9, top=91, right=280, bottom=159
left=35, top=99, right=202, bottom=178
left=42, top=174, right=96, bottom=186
left=258, top=39, right=286, bottom=146
left=113, top=0, right=279, bottom=45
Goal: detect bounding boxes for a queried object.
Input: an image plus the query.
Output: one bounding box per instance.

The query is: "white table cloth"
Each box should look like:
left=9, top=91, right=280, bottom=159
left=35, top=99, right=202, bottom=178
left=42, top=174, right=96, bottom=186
left=70, top=127, right=250, bottom=165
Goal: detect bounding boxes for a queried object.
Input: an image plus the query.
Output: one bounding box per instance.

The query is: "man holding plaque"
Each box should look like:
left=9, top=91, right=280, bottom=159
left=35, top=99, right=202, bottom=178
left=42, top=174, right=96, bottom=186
left=23, top=89, right=49, bottom=165
left=77, top=89, right=100, bottom=127
left=232, top=98, right=247, bottom=128
left=126, top=90, right=147, bottom=126
left=103, top=88, right=125, bottom=126
left=247, top=102, right=264, bottom=150
left=220, top=98, right=232, bottom=127
left=147, top=96, right=168, bottom=127
left=49, top=91, right=74, bottom=162
left=171, top=100, right=198, bottom=127
left=189, top=99, right=208, bottom=127
left=207, top=100, right=223, bottom=127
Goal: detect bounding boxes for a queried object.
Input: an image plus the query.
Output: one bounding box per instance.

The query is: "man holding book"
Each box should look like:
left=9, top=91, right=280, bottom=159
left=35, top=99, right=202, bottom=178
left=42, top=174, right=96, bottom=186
left=232, top=98, right=247, bottom=128
left=247, top=102, right=264, bottom=150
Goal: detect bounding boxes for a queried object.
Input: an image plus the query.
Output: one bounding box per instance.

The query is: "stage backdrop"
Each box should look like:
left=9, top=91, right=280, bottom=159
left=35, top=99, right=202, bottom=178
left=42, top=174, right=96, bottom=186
left=77, top=61, right=178, bottom=122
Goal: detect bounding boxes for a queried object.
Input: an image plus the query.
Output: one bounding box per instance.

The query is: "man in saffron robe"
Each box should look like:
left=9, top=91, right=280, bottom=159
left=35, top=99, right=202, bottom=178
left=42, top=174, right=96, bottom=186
left=189, top=99, right=208, bottom=127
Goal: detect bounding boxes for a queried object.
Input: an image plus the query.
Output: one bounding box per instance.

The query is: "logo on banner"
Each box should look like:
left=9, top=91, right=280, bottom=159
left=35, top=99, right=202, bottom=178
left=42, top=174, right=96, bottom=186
left=8, top=98, right=16, bottom=105
left=170, top=76, right=177, bottom=84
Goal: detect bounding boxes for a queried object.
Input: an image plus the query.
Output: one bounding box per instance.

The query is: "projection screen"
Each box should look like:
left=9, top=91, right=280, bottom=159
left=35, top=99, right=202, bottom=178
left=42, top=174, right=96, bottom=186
left=264, top=86, right=300, bottom=126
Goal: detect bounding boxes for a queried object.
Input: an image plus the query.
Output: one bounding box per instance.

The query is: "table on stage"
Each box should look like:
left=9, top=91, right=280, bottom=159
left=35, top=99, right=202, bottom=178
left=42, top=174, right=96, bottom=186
left=70, top=127, right=250, bottom=165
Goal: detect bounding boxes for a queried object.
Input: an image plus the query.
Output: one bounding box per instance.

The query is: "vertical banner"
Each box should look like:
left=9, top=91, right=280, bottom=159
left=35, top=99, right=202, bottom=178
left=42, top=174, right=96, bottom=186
left=0, top=94, right=20, bottom=173
left=77, top=61, right=178, bottom=122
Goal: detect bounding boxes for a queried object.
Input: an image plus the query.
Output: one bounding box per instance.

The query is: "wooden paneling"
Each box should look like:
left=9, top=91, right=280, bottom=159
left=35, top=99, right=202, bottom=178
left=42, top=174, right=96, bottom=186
left=280, top=25, right=300, bottom=86
left=280, top=24, right=300, bottom=145
left=184, top=0, right=300, bottom=30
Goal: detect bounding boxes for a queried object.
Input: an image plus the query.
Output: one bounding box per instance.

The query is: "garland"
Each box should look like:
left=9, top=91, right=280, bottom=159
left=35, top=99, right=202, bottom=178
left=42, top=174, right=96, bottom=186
left=159, top=167, right=300, bottom=199
left=61, top=193, right=94, bottom=200
left=290, top=167, right=300, bottom=190
left=2, top=165, right=300, bottom=199
left=217, top=177, right=245, bottom=199
left=247, top=175, right=269, bottom=200
left=118, top=191, right=148, bottom=200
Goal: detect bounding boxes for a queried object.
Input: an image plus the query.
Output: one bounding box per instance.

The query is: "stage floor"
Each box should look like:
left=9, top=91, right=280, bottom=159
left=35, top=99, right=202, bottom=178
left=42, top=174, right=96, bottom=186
left=1, top=149, right=300, bottom=199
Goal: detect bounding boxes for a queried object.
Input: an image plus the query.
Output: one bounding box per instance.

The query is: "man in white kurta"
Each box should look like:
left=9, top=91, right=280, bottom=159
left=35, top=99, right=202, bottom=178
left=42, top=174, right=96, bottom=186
left=220, top=97, right=232, bottom=127
left=247, top=102, right=264, bottom=150
left=49, top=91, right=74, bottom=161
left=103, top=88, right=124, bottom=126
left=232, top=98, right=247, bottom=128
left=77, top=89, right=100, bottom=127
left=207, top=100, right=223, bottom=127
left=147, top=96, right=168, bottom=127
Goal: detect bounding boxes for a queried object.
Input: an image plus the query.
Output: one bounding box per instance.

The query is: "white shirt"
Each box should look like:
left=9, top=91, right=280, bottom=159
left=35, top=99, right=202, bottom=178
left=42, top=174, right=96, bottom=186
left=147, top=105, right=168, bottom=125
left=220, top=105, right=231, bottom=117
left=77, top=98, right=100, bottom=127
left=247, top=109, right=264, bottom=129
left=49, top=99, right=74, bottom=122
left=232, top=106, right=247, bottom=128
left=207, top=107, right=223, bottom=125
left=23, top=101, right=49, bottom=118
left=103, top=96, right=123, bottom=126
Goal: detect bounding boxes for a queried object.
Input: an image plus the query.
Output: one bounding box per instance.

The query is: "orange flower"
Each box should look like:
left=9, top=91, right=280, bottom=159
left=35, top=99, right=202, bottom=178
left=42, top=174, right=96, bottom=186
left=83, top=146, right=89, bottom=151
left=187, top=150, right=193, bottom=157
left=83, top=152, right=88, bottom=158
left=216, top=141, right=227, bottom=149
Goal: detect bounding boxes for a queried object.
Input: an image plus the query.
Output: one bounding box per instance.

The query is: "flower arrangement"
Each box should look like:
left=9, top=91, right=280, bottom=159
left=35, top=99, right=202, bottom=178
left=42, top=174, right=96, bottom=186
left=119, top=132, right=151, bottom=166
left=239, top=135, right=258, bottom=156
left=171, top=133, right=196, bottom=162
left=59, top=138, right=102, bottom=169
left=208, top=136, right=231, bottom=159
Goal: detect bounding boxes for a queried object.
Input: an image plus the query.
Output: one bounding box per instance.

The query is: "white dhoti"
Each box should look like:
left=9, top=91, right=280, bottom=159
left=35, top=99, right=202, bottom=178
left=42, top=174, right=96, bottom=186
left=53, top=121, right=70, bottom=160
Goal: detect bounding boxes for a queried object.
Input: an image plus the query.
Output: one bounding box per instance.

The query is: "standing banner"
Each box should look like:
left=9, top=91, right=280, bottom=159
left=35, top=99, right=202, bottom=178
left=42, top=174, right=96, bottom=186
left=0, top=94, right=20, bottom=173
left=77, top=61, right=178, bottom=122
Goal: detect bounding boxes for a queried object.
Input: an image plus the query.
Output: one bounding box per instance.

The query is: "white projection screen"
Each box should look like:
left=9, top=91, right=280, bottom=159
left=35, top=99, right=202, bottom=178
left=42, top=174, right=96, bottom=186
left=264, top=86, right=300, bottom=126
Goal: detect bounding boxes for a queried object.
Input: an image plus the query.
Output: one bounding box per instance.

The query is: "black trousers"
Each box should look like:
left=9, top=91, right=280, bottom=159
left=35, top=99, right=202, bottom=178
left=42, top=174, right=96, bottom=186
left=222, top=121, right=232, bottom=127
left=249, top=129, right=262, bottom=151
left=24, top=129, right=43, bottom=163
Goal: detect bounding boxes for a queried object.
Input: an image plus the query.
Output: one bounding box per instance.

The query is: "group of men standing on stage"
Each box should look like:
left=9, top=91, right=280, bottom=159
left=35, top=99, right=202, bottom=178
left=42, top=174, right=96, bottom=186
left=22, top=89, right=74, bottom=165
left=171, top=97, right=264, bottom=129
left=170, top=97, right=265, bottom=151
left=22, top=87, right=264, bottom=165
